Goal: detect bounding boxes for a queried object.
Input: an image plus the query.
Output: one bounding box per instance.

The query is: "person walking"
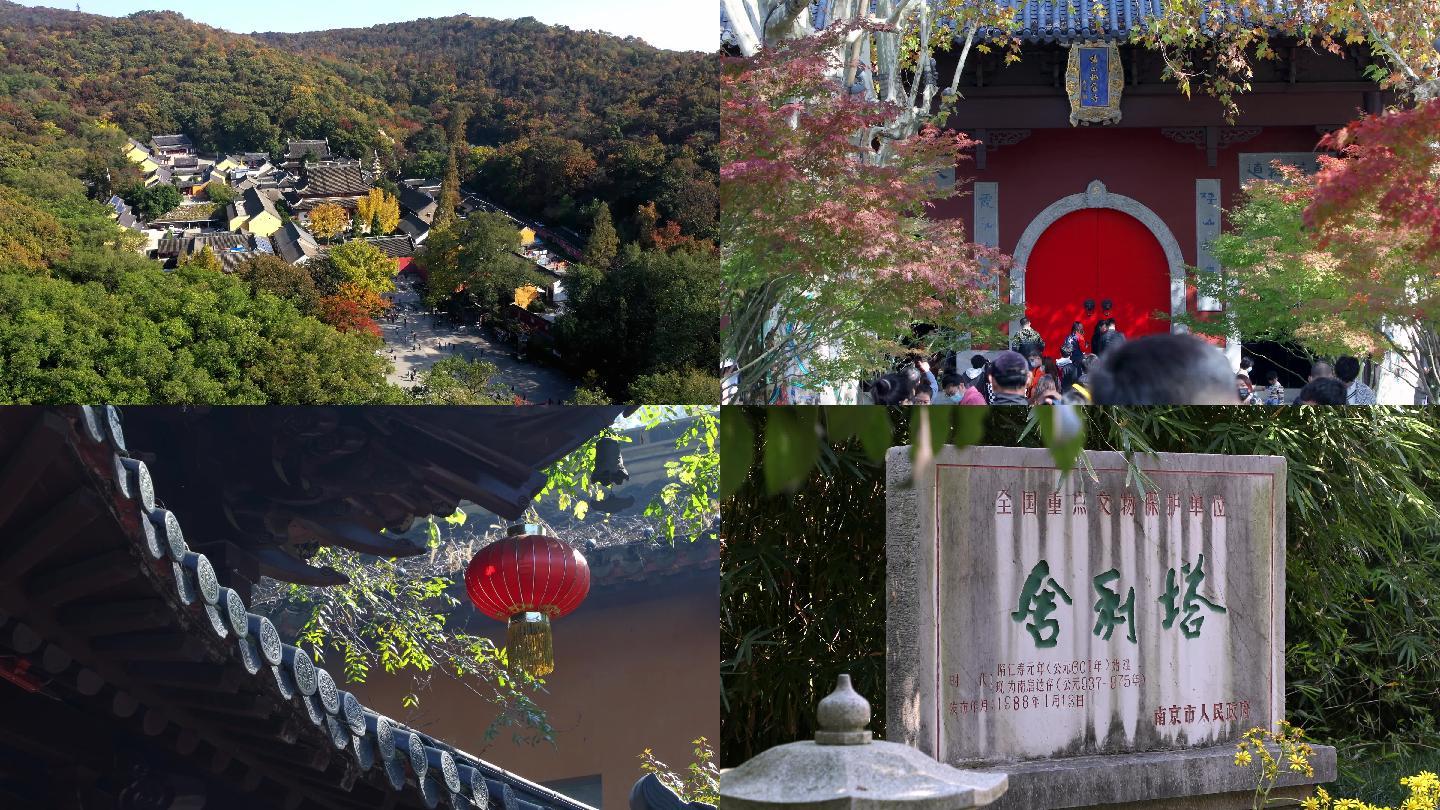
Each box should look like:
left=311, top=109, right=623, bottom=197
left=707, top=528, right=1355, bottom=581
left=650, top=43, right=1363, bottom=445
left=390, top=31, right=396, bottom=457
left=1061, top=321, right=1085, bottom=358
left=1012, top=317, right=1043, bottom=358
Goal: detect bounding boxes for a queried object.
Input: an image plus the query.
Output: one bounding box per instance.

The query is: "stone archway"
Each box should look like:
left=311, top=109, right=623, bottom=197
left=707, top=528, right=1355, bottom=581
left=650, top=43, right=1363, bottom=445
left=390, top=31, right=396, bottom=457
left=1009, top=180, right=1186, bottom=339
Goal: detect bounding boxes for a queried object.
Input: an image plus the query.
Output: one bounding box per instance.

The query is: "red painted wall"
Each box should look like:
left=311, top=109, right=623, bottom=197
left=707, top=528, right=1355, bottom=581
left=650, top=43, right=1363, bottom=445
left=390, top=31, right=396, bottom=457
left=930, top=126, right=1324, bottom=319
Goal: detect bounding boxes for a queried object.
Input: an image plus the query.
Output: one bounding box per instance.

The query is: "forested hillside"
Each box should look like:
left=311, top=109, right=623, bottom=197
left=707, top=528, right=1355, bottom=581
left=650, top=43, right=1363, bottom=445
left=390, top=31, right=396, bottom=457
left=0, top=2, right=718, bottom=404
left=0, top=3, right=394, bottom=161
left=258, top=15, right=718, bottom=238
left=0, top=3, right=716, bottom=237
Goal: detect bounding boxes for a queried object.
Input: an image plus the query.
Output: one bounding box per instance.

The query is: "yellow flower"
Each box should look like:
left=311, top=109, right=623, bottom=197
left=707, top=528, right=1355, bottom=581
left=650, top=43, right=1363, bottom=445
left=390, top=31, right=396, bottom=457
left=1235, top=749, right=1253, bottom=767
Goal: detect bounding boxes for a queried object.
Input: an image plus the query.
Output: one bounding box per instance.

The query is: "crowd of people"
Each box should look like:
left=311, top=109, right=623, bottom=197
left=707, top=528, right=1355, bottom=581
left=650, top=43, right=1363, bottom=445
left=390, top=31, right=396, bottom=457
left=865, top=316, right=1382, bottom=406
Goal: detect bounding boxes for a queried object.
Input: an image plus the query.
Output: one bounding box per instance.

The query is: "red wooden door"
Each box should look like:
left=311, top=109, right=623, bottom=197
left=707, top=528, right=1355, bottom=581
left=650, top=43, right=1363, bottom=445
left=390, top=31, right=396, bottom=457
left=1023, top=208, right=1170, bottom=354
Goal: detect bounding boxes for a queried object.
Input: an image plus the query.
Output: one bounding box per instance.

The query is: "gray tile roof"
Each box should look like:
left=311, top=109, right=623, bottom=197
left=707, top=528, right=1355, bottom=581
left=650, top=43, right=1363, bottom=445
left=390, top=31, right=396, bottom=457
left=398, top=185, right=437, bottom=222
left=285, top=139, right=331, bottom=162
left=296, top=164, right=371, bottom=199
left=359, top=235, right=416, bottom=259
left=397, top=213, right=430, bottom=241
left=150, top=133, right=193, bottom=149
left=271, top=221, right=321, bottom=264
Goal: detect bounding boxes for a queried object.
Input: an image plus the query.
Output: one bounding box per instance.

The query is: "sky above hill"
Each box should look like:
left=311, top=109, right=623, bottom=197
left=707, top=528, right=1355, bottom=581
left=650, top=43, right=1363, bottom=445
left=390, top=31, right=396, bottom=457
left=29, top=0, right=716, bottom=51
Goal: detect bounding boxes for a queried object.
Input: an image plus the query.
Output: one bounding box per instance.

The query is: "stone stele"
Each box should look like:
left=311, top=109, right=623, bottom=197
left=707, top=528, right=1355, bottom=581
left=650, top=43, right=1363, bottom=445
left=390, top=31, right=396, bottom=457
left=886, top=445, right=1334, bottom=810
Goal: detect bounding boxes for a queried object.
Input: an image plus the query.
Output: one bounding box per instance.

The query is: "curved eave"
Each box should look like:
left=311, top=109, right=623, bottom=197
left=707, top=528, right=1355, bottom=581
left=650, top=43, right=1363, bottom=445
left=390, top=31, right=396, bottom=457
left=0, top=406, right=597, bottom=810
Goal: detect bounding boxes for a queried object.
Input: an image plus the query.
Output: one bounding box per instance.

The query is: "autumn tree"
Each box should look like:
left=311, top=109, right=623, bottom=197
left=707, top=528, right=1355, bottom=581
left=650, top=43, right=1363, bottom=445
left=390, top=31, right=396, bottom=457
left=316, top=295, right=382, bottom=338
left=722, top=25, right=1011, bottom=403
left=1185, top=99, right=1440, bottom=401
left=0, top=186, right=69, bottom=273
left=355, top=187, right=400, bottom=235
left=336, top=281, right=391, bottom=318
left=582, top=203, right=619, bottom=269
left=634, top=202, right=660, bottom=248
left=308, top=203, right=351, bottom=242
left=323, top=240, right=397, bottom=297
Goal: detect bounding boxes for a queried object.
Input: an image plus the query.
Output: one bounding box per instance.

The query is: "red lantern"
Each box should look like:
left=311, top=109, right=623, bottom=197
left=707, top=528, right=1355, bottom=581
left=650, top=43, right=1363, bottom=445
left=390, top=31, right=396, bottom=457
left=463, top=524, right=590, bottom=676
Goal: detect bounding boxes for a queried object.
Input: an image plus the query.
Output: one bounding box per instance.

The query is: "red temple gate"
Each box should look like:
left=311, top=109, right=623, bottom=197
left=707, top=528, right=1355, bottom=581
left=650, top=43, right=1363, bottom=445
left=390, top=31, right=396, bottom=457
left=1023, top=207, right=1172, bottom=353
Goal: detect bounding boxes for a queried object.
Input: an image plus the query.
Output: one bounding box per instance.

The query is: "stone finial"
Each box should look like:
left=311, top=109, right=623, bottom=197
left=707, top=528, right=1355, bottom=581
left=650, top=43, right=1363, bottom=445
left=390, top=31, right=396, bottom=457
left=814, top=674, right=872, bottom=746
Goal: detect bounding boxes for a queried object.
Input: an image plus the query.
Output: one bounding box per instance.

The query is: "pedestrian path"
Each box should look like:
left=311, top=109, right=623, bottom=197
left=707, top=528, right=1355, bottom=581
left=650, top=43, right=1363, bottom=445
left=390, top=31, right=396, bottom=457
left=379, top=278, right=577, bottom=404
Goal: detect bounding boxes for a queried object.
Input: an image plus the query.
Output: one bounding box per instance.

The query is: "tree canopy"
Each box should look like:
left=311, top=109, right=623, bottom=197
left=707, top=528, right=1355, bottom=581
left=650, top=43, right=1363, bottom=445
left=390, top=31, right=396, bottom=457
left=323, top=239, right=397, bottom=297
left=0, top=265, right=402, bottom=403
left=557, top=243, right=721, bottom=401
left=419, top=210, right=544, bottom=316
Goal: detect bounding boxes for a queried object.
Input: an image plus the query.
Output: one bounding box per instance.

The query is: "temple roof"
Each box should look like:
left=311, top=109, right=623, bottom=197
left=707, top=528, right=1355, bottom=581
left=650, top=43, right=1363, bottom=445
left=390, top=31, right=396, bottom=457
left=979, top=0, right=1311, bottom=43
left=719, top=0, right=1319, bottom=48
left=0, top=407, right=601, bottom=810
left=295, top=165, right=372, bottom=199
left=120, top=407, right=628, bottom=589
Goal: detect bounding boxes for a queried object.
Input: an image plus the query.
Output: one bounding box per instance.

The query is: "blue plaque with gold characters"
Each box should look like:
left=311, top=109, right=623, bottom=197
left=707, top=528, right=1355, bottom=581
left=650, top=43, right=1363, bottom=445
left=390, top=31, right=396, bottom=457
left=1065, top=40, right=1124, bottom=126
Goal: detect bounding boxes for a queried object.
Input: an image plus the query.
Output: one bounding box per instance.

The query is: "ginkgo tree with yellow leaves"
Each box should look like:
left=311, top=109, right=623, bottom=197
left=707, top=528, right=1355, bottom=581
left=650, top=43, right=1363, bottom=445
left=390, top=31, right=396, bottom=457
left=307, top=202, right=351, bottom=242
left=355, top=187, right=401, bottom=235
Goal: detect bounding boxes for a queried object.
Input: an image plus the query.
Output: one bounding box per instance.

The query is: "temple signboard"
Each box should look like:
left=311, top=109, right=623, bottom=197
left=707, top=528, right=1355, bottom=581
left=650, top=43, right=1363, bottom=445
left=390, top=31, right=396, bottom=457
left=1065, top=41, right=1124, bottom=126
left=886, top=445, right=1286, bottom=767
left=1239, top=152, right=1322, bottom=186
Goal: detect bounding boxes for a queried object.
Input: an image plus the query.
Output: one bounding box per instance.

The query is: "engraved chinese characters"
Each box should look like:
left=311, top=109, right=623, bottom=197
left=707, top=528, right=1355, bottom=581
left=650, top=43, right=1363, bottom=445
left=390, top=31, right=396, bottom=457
left=1001, top=490, right=1228, bottom=648
left=886, top=446, right=1286, bottom=767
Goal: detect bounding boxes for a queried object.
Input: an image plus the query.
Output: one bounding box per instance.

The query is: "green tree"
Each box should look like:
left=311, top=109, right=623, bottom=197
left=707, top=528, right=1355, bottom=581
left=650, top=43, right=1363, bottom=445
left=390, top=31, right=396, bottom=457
left=567, top=386, right=614, bottom=405
left=556, top=245, right=720, bottom=399
left=628, top=369, right=718, bottom=405
left=420, top=211, right=542, bottom=316
left=0, top=266, right=403, bottom=404
left=416, top=355, right=508, bottom=404
left=433, top=105, right=469, bottom=233
left=236, top=254, right=320, bottom=313
left=582, top=203, right=619, bottom=270
left=323, top=240, right=396, bottom=297
left=206, top=181, right=237, bottom=208
left=124, top=183, right=182, bottom=221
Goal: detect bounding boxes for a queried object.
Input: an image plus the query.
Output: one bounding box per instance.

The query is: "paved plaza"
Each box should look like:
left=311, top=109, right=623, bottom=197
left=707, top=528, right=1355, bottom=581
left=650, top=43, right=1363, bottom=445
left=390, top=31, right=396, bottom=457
left=380, top=275, right=577, bottom=404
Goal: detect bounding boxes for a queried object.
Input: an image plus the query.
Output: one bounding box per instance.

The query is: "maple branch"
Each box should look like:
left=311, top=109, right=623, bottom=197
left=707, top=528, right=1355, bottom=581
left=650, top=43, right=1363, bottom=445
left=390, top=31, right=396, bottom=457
left=1354, top=0, right=1435, bottom=99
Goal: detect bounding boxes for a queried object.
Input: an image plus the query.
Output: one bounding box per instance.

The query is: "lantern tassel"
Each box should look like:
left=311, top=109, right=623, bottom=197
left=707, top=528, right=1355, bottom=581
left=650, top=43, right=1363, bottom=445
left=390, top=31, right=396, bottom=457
left=506, top=611, right=555, bottom=677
